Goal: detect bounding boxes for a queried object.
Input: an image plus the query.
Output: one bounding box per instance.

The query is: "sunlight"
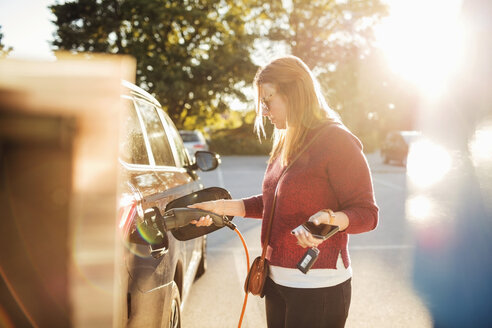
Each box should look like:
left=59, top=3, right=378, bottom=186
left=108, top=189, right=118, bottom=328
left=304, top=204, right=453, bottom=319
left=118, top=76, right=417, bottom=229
left=406, top=195, right=433, bottom=223
left=407, top=138, right=452, bottom=189
left=469, top=123, right=492, bottom=166
left=374, top=0, right=465, bottom=97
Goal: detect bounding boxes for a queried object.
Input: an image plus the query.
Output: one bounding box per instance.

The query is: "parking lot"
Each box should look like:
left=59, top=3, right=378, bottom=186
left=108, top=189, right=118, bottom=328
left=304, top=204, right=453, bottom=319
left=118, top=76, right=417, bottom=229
left=71, top=152, right=432, bottom=327
left=182, top=153, right=432, bottom=328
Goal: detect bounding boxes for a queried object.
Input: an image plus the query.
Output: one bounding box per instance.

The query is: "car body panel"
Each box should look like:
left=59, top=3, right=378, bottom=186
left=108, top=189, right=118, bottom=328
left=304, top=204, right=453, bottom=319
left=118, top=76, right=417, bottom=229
left=115, top=82, right=209, bottom=327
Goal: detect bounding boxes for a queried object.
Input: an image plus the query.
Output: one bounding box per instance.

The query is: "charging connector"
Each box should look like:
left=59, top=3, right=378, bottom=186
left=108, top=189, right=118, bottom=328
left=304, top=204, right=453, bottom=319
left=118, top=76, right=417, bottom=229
left=222, top=216, right=237, bottom=230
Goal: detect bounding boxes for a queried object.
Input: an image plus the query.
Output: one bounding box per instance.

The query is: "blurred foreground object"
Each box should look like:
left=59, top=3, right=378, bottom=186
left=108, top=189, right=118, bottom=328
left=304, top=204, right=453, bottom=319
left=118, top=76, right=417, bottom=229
left=0, top=53, right=135, bottom=327
left=407, top=0, right=492, bottom=327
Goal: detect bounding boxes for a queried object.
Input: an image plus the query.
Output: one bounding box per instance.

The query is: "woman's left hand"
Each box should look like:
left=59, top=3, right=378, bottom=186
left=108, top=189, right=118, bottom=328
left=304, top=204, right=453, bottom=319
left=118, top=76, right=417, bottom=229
left=292, top=211, right=330, bottom=248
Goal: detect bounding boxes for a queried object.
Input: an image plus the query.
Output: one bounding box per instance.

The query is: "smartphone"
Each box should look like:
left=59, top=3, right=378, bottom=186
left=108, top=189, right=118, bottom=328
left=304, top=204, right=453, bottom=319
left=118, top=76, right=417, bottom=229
left=301, top=221, right=339, bottom=240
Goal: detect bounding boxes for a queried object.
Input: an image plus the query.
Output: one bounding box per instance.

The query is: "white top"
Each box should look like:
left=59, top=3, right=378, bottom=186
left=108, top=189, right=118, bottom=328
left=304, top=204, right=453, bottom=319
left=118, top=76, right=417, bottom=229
left=269, top=253, right=352, bottom=288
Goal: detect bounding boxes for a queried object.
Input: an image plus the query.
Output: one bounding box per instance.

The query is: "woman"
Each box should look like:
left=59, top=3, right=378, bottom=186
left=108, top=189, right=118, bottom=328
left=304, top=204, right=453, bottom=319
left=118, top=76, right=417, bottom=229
left=190, top=55, right=378, bottom=328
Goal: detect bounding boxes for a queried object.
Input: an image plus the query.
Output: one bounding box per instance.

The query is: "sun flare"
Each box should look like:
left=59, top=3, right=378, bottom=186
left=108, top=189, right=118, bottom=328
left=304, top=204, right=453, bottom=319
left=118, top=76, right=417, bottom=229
left=406, top=195, right=433, bottom=223
left=375, top=0, right=465, bottom=97
left=407, top=138, right=452, bottom=189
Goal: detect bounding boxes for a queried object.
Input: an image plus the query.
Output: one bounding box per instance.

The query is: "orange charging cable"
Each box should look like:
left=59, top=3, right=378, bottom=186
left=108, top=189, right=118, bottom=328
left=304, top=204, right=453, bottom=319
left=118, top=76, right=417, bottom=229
left=234, top=228, right=250, bottom=328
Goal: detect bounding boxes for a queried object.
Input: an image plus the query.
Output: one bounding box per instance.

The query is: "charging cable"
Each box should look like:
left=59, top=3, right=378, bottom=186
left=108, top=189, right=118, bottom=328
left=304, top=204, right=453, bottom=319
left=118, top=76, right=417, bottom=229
left=150, top=207, right=252, bottom=327
left=222, top=217, right=250, bottom=328
left=234, top=228, right=250, bottom=328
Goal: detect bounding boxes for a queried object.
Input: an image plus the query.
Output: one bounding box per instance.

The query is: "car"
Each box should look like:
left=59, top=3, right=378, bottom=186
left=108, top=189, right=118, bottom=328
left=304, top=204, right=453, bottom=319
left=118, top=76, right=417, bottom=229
left=179, top=130, right=209, bottom=158
left=114, top=81, right=222, bottom=327
left=381, top=130, right=421, bottom=166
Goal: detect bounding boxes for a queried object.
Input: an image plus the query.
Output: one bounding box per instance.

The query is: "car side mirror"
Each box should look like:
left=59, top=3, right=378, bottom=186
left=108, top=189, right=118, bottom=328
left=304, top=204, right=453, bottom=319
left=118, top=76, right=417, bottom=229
left=188, top=151, right=220, bottom=172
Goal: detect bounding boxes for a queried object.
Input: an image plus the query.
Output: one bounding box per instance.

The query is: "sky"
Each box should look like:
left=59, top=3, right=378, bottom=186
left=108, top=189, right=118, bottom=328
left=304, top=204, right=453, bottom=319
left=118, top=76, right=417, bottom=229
left=0, top=0, right=464, bottom=98
left=0, top=0, right=396, bottom=61
left=0, top=0, right=58, bottom=60
left=0, top=0, right=402, bottom=62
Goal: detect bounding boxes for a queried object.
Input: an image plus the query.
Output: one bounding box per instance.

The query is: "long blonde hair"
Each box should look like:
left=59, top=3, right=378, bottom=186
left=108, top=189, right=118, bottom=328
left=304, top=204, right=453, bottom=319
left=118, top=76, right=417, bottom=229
left=254, top=55, right=338, bottom=166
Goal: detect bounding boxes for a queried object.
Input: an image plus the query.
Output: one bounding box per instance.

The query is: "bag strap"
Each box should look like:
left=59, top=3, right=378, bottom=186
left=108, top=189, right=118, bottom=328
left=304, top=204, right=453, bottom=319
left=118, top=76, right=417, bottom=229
left=260, top=126, right=327, bottom=259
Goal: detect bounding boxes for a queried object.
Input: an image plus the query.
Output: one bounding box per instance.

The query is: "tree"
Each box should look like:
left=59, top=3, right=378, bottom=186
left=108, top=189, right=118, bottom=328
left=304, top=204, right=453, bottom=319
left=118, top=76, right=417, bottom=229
left=265, top=0, right=388, bottom=68
left=321, top=48, right=420, bottom=152
left=261, top=0, right=390, bottom=147
left=50, top=0, right=258, bottom=128
left=0, top=26, right=13, bottom=58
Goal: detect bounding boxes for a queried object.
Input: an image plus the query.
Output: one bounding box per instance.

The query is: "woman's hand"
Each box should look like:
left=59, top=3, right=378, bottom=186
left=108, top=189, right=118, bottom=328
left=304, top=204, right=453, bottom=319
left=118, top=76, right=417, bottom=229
left=187, top=200, right=223, bottom=227
left=292, top=226, right=323, bottom=248
left=187, top=199, right=248, bottom=226
left=188, top=200, right=223, bottom=214
left=190, top=214, right=214, bottom=227
left=291, top=211, right=330, bottom=248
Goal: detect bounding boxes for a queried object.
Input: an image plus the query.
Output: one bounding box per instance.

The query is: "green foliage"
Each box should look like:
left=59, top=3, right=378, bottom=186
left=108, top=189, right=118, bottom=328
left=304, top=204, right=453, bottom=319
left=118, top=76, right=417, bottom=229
left=260, top=0, right=394, bottom=149
left=50, top=0, right=408, bottom=152
left=209, top=132, right=272, bottom=155
left=183, top=109, right=243, bottom=132
left=319, top=48, right=419, bottom=148
left=0, top=26, right=13, bottom=58
left=209, top=112, right=273, bottom=155
left=50, top=0, right=258, bottom=128
left=263, top=0, right=388, bottom=68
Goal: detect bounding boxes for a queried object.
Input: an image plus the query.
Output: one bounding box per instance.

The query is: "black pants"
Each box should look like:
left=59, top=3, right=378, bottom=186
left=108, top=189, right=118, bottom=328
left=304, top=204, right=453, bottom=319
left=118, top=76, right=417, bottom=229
left=264, top=277, right=351, bottom=328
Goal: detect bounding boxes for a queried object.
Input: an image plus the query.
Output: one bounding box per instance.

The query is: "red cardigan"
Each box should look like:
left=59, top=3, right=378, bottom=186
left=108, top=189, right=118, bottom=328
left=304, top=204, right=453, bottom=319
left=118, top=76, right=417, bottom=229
left=242, top=122, right=378, bottom=269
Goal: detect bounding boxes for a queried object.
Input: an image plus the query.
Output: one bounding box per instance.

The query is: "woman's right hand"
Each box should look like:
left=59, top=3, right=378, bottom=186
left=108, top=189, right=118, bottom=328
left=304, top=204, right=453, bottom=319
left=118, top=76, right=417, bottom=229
left=188, top=199, right=246, bottom=226
left=188, top=200, right=223, bottom=227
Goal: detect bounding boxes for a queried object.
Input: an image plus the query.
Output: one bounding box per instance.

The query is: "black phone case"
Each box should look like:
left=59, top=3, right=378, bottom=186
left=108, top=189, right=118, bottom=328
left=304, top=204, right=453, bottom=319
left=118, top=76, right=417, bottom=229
left=301, top=222, right=339, bottom=240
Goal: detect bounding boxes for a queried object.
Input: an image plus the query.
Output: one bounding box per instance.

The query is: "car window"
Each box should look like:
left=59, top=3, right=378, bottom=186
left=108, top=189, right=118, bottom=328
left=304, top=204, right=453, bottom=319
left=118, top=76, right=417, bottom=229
left=164, top=116, right=191, bottom=166
left=135, top=99, right=175, bottom=167
left=180, top=132, right=200, bottom=142
left=120, top=101, right=150, bottom=165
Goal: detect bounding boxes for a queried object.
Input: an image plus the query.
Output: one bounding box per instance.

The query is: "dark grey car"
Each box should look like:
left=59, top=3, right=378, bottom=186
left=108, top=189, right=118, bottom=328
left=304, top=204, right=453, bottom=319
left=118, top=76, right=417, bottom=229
left=114, top=81, right=219, bottom=327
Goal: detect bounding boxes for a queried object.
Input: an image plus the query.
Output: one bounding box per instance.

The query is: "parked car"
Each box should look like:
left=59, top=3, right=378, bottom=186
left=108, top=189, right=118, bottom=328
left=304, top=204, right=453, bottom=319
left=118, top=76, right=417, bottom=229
left=381, top=130, right=421, bottom=166
left=179, top=130, right=209, bottom=158
left=114, top=81, right=221, bottom=327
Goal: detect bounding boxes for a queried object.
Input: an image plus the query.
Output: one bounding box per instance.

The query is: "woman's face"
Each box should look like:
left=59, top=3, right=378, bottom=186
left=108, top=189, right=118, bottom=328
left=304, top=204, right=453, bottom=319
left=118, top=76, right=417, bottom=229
left=260, top=83, right=288, bottom=129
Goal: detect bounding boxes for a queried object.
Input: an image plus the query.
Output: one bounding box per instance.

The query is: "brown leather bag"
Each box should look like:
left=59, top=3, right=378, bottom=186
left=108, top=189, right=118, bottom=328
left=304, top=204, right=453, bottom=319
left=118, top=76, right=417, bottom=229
left=243, top=127, right=326, bottom=297
left=243, top=256, right=269, bottom=297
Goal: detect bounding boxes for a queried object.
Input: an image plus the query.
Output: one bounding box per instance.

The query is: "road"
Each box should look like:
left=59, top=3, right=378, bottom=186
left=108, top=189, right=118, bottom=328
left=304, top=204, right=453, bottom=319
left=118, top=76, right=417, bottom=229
left=182, top=154, right=432, bottom=328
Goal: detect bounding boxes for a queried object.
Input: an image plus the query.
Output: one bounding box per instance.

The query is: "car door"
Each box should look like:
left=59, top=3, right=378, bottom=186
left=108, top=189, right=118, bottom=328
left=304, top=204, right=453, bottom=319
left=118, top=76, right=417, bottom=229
left=158, top=108, right=205, bottom=277
left=119, top=96, right=178, bottom=294
left=134, top=98, right=200, bottom=280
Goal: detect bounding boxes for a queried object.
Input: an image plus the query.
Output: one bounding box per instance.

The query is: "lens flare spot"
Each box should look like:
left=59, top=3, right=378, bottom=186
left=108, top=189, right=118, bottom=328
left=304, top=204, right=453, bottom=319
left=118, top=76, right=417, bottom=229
left=137, top=224, right=155, bottom=244
left=374, top=0, right=465, bottom=98
left=406, top=195, right=433, bottom=223
left=407, top=139, right=452, bottom=189
left=469, top=124, right=492, bottom=166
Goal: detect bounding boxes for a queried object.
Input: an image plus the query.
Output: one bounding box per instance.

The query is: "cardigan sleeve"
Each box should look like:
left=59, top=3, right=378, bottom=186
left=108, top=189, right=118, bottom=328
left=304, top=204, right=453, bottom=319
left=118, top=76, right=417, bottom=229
left=325, top=126, right=379, bottom=234
left=241, top=194, right=263, bottom=219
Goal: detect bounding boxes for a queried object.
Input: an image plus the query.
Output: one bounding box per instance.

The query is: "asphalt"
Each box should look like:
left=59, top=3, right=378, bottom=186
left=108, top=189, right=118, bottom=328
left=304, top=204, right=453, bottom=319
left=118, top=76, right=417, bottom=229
left=181, top=153, right=433, bottom=328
